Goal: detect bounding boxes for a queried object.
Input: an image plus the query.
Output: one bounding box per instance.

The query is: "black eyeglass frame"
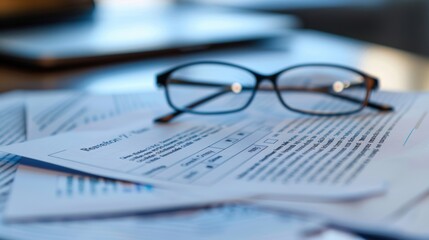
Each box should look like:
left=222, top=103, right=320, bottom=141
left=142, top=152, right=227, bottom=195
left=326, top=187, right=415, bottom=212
left=156, top=61, right=391, bottom=121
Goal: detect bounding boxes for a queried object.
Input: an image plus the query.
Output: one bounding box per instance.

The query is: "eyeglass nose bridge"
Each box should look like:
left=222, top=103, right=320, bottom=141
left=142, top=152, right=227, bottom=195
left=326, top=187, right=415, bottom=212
left=254, top=74, right=279, bottom=91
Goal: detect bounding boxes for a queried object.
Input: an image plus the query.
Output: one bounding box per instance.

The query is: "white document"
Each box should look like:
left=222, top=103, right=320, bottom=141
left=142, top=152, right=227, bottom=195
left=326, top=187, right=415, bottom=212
left=0, top=204, right=330, bottom=240
left=252, top=145, right=429, bottom=240
left=0, top=94, right=26, bottom=210
left=392, top=188, right=429, bottom=238
left=25, top=91, right=168, bottom=139
left=243, top=92, right=429, bottom=237
left=5, top=91, right=421, bottom=199
left=4, top=164, right=241, bottom=221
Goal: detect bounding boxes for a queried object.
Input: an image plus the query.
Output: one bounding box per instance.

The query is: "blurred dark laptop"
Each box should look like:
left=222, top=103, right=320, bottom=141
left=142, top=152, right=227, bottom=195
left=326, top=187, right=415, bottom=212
left=181, top=0, right=385, bottom=12
left=0, top=0, right=295, bottom=69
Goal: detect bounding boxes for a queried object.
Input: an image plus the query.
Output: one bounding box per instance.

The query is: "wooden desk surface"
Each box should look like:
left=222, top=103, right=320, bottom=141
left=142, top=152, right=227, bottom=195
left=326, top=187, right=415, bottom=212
left=1, top=30, right=428, bottom=93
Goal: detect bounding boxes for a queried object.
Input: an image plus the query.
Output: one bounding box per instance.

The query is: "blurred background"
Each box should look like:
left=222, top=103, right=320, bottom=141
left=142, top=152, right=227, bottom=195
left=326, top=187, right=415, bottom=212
left=1, top=0, right=429, bottom=92
left=2, top=0, right=429, bottom=56
left=184, top=0, right=429, bottom=57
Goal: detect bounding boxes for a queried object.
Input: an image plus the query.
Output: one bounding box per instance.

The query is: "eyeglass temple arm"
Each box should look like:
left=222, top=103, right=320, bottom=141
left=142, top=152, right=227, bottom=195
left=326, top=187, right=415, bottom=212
left=325, top=92, right=392, bottom=111
left=161, top=78, right=255, bottom=89
left=154, top=88, right=230, bottom=123
left=155, top=78, right=257, bottom=123
left=162, top=78, right=393, bottom=111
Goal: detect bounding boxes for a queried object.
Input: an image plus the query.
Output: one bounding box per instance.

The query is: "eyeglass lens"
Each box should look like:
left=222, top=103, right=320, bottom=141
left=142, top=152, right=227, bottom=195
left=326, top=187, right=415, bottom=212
left=276, top=66, right=368, bottom=115
left=166, top=63, right=257, bottom=113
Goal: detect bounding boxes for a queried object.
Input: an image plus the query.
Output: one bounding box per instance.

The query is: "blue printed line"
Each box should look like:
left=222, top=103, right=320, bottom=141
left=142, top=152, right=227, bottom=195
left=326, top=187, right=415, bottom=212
left=403, top=128, right=415, bottom=146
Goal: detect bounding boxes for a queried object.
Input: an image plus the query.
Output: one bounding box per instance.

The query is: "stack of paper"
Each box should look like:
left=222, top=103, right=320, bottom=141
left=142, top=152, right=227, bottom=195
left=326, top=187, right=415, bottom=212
left=0, top=90, right=361, bottom=240
left=1, top=89, right=429, bottom=239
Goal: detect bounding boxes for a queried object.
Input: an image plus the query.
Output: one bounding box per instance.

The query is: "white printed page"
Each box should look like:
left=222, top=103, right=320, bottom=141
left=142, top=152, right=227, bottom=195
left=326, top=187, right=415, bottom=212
left=25, top=91, right=168, bottom=139
left=243, top=91, right=429, bottom=234
left=5, top=91, right=248, bottom=221
left=0, top=204, right=326, bottom=240
left=4, top=164, right=239, bottom=222
left=4, top=91, right=424, bottom=198
left=2, top=119, right=385, bottom=199
left=252, top=144, right=429, bottom=234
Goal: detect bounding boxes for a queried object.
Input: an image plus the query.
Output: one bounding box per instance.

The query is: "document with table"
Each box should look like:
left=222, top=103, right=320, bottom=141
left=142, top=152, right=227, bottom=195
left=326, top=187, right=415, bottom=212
left=5, top=91, right=402, bottom=192
left=1, top=89, right=429, bottom=239
left=3, top=92, right=245, bottom=221
left=3, top=91, right=382, bottom=221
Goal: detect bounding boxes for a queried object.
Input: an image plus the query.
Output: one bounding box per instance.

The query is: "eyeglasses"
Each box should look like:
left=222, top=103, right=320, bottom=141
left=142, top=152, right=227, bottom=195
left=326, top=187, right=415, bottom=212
left=155, top=61, right=394, bottom=123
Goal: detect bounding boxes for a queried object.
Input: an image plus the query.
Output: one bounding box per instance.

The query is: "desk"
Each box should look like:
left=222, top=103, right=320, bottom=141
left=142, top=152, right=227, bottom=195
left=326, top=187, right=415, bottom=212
left=1, top=30, right=429, bottom=93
